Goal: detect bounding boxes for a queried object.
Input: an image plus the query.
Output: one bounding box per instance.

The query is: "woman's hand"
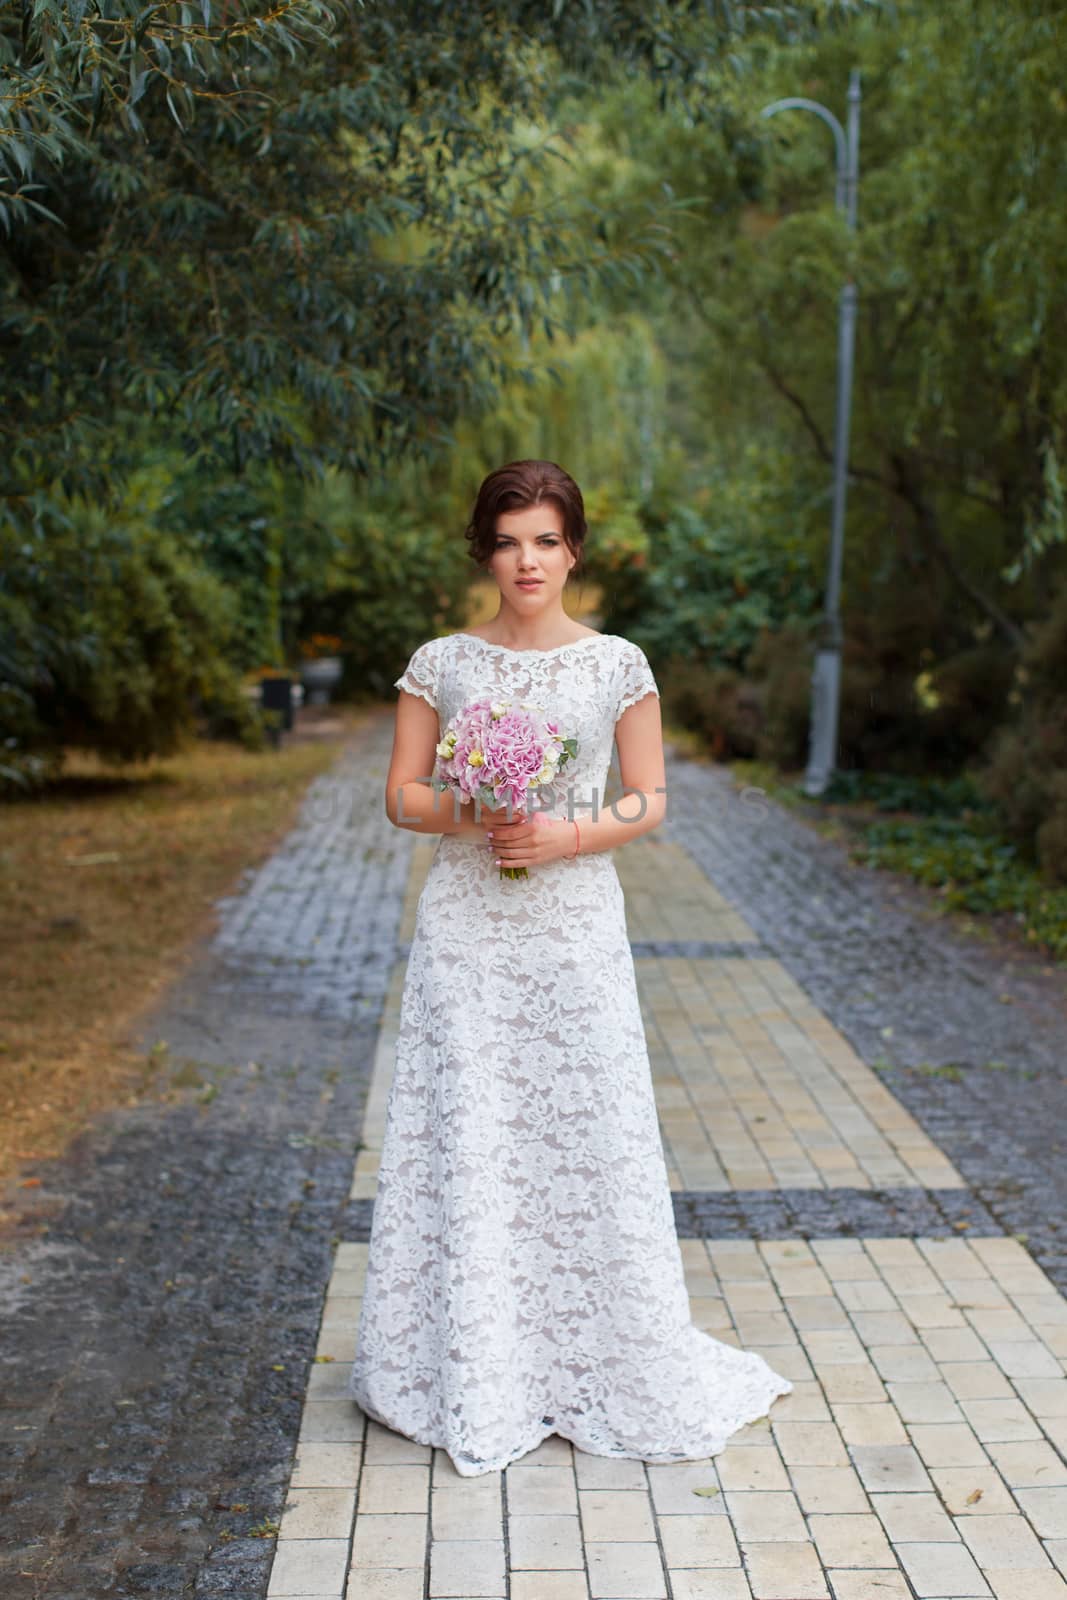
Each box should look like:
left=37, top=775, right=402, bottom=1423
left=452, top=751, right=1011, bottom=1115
left=485, top=809, right=579, bottom=869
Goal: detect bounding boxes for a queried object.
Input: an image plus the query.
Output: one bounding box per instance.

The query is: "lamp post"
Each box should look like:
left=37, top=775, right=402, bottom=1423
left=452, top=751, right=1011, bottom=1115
left=760, top=69, right=861, bottom=798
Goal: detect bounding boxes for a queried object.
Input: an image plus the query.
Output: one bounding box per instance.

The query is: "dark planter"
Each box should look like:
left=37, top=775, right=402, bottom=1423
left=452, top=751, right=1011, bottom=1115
left=301, top=656, right=343, bottom=706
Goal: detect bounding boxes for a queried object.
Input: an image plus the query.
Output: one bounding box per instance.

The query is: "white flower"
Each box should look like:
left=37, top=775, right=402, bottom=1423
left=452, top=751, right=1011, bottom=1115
left=489, top=702, right=509, bottom=719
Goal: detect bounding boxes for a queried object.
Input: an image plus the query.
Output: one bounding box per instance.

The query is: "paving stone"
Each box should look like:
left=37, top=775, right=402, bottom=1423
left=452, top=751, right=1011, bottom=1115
left=668, top=1573, right=752, bottom=1600
left=586, top=1539, right=668, bottom=1598
left=268, top=1537, right=350, bottom=1597
left=671, top=1574, right=755, bottom=1600
left=791, top=1467, right=871, bottom=1515
left=658, top=1514, right=741, bottom=1567
left=577, top=1488, right=656, bottom=1541
left=742, top=1539, right=830, bottom=1599
left=506, top=1513, right=583, bottom=1569
left=291, top=1444, right=363, bottom=1489
left=943, top=1364, right=1017, bottom=1401
left=895, top=1540, right=991, bottom=1597
left=716, top=1450, right=790, bottom=1492
left=958, top=1513, right=1054, bottom=1569
left=770, top=1381, right=831, bottom=1422
left=808, top=1512, right=897, bottom=1567
left=1013, top=1489, right=1067, bottom=1538
left=988, top=1345, right=1064, bottom=1380
left=825, top=1574, right=912, bottom=1600
left=427, top=1539, right=506, bottom=1598
left=852, top=1445, right=934, bottom=1493
left=931, top=1469, right=1019, bottom=1517
left=869, top=1345, right=941, bottom=1383
left=350, top=1511, right=428, bottom=1569
left=978, top=1574, right=1067, bottom=1600
left=510, top=1575, right=589, bottom=1600
left=646, top=1462, right=726, bottom=1513
left=344, top=1573, right=423, bottom=1600
left=722, top=1490, right=805, bottom=1544
left=363, top=1424, right=431, bottom=1463
left=872, top=1491, right=959, bottom=1542
left=299, top=1401, right=366, bottom=1445
left=960, top=1400, right=1043, bottom=1443
left=834, top=1403, right=910, bottom=1448
left=431, top=1483, right=502, bottom=1541
left=573, top=1452, right=648, bottom=1490
left=772, top=1420, right=849, bottom=1466
left=279, top=1487, right=356, bottom=1540
left=985, top=1442, right=1067, bottom=1488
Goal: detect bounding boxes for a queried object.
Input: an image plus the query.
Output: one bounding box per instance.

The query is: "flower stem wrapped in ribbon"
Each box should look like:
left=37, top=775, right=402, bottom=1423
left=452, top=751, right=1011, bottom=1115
left=431, top=698, right=578, bottom=880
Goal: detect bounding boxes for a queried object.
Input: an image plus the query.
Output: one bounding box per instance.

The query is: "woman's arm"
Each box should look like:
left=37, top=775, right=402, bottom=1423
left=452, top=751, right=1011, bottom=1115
left=570, top=689, right=667, bottom=853
left=487, top=690, right=666, bottom=869
left=385, top=690, right=490, bottom=841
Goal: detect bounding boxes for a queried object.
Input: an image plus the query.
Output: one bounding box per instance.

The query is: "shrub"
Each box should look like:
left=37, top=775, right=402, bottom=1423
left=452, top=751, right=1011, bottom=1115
left=745, top=621, right=816, bottom=769
left=978, top=588, right=1067, bottom=879
left=0, top=493, right=256, bottom=790
left=593, top=452, right=823, bottom=669
left=290, top=482, right=471, bottom=702
left=914, top=646, right=1017, bottom=769
left=658, top=657, right=761, bottom=760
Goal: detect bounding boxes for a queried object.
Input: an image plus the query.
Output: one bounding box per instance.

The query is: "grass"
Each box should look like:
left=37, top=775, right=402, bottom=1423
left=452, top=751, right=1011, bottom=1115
left=0, top=707, right=373, bottom=1187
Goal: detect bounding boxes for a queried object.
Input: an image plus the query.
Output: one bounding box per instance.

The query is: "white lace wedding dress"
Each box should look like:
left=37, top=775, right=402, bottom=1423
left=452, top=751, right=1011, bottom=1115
left=347, top=630, right=791, bottom=1475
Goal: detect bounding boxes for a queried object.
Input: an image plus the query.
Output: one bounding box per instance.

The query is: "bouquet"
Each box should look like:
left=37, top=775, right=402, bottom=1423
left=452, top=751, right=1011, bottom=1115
left=431, top=698, right=578, bottom=880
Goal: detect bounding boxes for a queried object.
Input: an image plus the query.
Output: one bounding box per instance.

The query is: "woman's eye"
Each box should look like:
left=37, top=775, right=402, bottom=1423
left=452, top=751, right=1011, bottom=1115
left=492, top=537, right=559, bottom=548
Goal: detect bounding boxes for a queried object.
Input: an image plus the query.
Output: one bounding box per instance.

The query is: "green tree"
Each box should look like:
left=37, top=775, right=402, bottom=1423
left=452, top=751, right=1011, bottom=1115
left=0, top=0, right=873, bottom=781
left=696, top=2, right=1067, bottom=647
left=2, top=1, right=869, bottom=496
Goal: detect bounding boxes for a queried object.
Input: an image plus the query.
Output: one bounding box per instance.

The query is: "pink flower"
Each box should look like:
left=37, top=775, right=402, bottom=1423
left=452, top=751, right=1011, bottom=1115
left=431, top=697, right=579, bottom=881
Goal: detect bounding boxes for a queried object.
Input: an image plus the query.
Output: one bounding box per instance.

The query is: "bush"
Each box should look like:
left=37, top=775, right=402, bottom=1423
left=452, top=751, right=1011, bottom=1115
left=0, top=493, right=255, bottom=790
left=658, top=657, right=761, bottom=759
left=978, top=588, right=1067, bottom=880
left=290, top=476, right=472, bottom=702
left=592, top=452, right=823, bottom=669
left=579, top=487, right=652, bottom=624
left=916, top=646, right=1016, bottom=767
left=745, top=621, right=817, bottom=769
left=823, top=770, right=997, bottom=817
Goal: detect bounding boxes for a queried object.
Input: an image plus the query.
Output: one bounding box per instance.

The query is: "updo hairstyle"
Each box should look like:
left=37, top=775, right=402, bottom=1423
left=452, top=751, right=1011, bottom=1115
left=464, top=459, right=587, bottom=579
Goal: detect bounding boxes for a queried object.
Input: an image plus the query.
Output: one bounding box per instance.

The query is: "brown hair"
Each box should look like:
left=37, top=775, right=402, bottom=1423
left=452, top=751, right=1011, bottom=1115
left=464, top=459, right=587, bottom=577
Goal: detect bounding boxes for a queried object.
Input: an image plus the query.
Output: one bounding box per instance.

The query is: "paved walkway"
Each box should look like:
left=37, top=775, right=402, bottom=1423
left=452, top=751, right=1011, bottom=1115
left=271, top=732, right=1067, bottom=1600
left=2, top=709, right=1066, bottom=1600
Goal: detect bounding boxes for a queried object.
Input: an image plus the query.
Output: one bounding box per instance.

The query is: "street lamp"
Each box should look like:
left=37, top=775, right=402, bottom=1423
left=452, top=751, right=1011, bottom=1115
left=760, top=69, right=861, bottom=798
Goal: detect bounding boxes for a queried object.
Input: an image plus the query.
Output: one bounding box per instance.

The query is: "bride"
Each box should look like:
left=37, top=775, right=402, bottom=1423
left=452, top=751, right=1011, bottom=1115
left=347, top=458, right=791, bottom=1476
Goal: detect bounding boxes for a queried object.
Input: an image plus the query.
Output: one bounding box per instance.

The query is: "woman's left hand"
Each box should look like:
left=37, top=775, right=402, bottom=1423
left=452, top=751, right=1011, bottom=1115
left=486, top=810, right=579, bottom=869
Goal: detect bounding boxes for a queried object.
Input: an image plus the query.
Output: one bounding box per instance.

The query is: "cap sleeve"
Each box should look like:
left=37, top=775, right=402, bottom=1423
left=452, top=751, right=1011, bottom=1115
left=615, top=638, right=660, bottom=721
left=394, top=638, right=440, bottom=711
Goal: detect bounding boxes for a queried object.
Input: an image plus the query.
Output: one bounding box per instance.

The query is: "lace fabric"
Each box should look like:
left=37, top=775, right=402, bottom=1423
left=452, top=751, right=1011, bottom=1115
left=348, top=631, right=792, bottom=1475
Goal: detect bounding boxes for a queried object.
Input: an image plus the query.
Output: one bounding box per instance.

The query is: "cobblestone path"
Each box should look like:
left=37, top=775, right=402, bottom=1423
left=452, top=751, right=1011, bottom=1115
left=2, top=709, right=1066, bottom=1600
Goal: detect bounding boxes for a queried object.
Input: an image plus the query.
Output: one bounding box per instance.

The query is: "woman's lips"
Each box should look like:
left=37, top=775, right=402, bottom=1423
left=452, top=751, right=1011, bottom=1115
left=516, top=580, right=542, bottom=588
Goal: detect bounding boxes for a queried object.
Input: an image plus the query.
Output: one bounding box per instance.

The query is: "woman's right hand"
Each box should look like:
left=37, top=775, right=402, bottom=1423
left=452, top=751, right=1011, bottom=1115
left=455, top=801, right=504, bottom=847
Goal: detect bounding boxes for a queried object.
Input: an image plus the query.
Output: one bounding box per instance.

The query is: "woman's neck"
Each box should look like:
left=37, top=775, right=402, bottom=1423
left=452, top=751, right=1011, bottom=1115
left=473, top=604, right=591, bottom=651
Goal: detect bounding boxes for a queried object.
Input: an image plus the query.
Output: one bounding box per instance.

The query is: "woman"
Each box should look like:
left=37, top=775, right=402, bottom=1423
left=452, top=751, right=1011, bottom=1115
left=348, top=459, right=791, bottom=1475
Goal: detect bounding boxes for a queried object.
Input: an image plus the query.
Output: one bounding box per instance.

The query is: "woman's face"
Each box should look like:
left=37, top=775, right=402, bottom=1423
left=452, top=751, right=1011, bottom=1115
left=487, top=501, right=576, bottom=606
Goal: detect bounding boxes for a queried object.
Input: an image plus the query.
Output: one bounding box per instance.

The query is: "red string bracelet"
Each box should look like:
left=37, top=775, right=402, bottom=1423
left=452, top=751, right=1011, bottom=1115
left=569, top=820, right=581, bottom=859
